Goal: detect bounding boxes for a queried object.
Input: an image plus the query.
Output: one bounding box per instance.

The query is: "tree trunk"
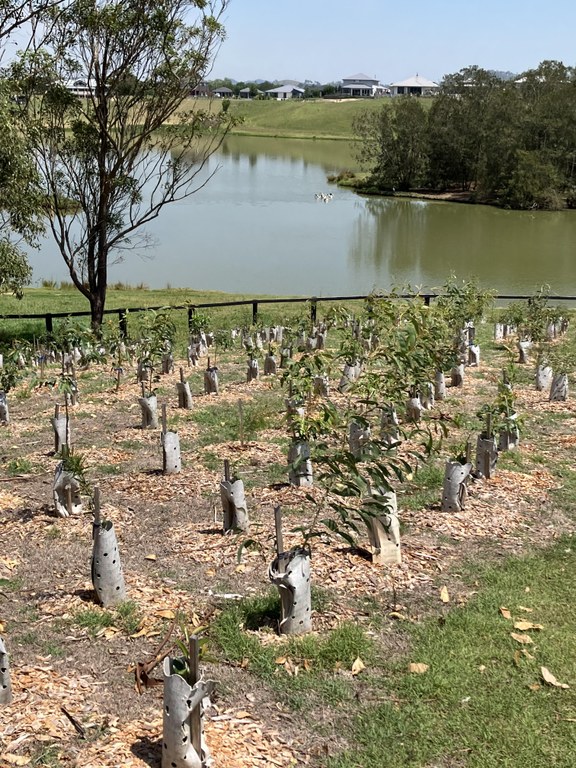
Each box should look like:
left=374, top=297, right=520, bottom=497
left=269, top=547, right=312, bottom=635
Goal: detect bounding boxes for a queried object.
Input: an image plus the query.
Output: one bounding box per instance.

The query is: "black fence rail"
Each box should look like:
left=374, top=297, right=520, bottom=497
left=2, top=293, right=576, bottom=338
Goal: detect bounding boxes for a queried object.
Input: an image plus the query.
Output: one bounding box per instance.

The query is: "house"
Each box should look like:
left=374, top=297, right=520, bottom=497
left=213, top=86, right=234, bottom=98
left=65, top=79, right=94, bottom=98
left=340, top=73, right=387, bottom=98
left=265, top=84, right=305, bottom=100
left=390, top=74, right=439, bottom=96
left=190, top=81, right=212, bottom=98
left=239, top=87, right=264, bottom=99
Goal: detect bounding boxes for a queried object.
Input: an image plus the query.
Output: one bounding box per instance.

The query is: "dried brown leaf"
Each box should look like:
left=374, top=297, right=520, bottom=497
left=514, top=620, right=543, bottom=631
left=499, top=607, right=512, bottom=620
left=409, top=662, right=429, bottom=674
left=541, top=666, right=569, bottom=689
left=510, top=632, right=533, bottom=644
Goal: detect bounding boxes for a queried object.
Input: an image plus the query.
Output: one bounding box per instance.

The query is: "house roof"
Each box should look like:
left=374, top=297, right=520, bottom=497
left=342, top=83, right=373, bottom=90
left=343, top=73, right=377, bottom=82
left=214, top=86, right=233, bottom=93
left=391, top=74, right=439, bottom=88
left=266, top=84, right=305, bottom=94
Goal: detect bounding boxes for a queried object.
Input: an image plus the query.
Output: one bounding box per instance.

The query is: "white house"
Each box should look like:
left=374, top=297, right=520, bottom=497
left=65, top=79, right=94, bottom=98
left=390, top=74, right=439, bottom=97
left=341, top=73, right=387, bottom=98
left=265, top=84, right=305, bottom=100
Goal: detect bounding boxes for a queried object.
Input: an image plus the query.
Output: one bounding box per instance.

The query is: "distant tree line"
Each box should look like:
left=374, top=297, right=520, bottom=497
left=353, top=62, right=576, bottom=210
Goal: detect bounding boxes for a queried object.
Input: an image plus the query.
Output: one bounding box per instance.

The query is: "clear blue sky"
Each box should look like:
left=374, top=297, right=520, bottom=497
left=210, top=0, right=576, bottom=84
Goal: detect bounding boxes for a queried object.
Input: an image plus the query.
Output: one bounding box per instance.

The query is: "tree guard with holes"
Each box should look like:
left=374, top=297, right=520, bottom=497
left=51, top=406, right=70, bottom=453
left=288, top=439, right=313, bottom=487
left=517, top=340, right=532, bottom=364
left=494, top=323, right=504, bottom=341
left=246, top=357, right=259, bottom=382
left=536, top=364, right=553, bottom=392
left=162, top=656, right=215, bottom=768
left=203, top=366, right=219, bottom=395
left=405, top=394, right=422, bottom=423
left=139, top=393, right=158, bottom=429
left=468, top=344, right=480, bottom=367
left=263, top=353, right=277, bottom=375
left=549, top=373, right=568, bottom=402
left=0, top=635, right=12, bottom=705
left=53, top=462, right=82, bottom=517
left=92, top=519, right=126, bottom=607
left=338, top=360, right=362, bottom=392
left=269, top=547, right=312, bottom=635
left=348, top=421, right=371, bottom=458
left=162, top=431, right=181, bottom=474
left=475, top=434, right=498, bottom=479
left=365, top=490, right=401, bottom=565
left=498, top=419, right=520, bottom=451
left=0, top=392, right=9, bottom=425
left=380, top=405, right=399, bottom=446
left=176, top=375, right=193, bottom=409
left=434, top=371, right=446, bottom=401
left=451, top=364, right=465, bottom=387
left=441, top=460, right=472, bottom=512
left=220, top=479, right=249, bottom=533
left=421, top=382, right=435, bottom=410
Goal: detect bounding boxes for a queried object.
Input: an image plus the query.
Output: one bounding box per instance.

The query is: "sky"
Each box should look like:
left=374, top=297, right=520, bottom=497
left=209, top=0, right=576, bottom=85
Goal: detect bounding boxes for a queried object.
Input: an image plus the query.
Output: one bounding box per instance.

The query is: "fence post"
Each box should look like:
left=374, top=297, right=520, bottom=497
left=310, top=297, right=317, bottom=323
left=252, top=300, right=258, bottom=325
left=187, top=306, right=195, bottom=331
left=45, top=313, right=53, bottom=335
left=118, top=310, right=128, bottom=339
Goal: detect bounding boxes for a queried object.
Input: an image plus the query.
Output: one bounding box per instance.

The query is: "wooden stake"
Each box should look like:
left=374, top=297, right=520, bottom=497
left=465, top=440, right=472, bottom=465
left=65, top=484, right=73, bottom=516
left=224, top=459, right=230, bottom=483
left=180, top=366, right=185, bottom=383
left=141, top=382, right=146, bottom=398
left=93, top=486, right=101, bottom=532
left=188, top=635, right=202, bottom=760
left=238, top=400, right=244, bottom=447
left=274, top=506, right=284, bottom=560
left=161, top=404, right=167, bottom=435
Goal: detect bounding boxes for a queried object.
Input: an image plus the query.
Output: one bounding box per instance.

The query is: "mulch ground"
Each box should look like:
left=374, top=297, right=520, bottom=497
left=1, top=342, right=574, bottom=767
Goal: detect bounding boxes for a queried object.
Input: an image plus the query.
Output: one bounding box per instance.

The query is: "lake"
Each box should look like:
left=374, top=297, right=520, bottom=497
left=29, top=135, right=576, bottom=297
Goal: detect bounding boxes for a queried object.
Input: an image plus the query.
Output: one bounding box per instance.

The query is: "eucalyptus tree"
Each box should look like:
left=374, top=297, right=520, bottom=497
left=353, top=96, right=429, bottom=191
left=13, top=0, right=231, bottom=330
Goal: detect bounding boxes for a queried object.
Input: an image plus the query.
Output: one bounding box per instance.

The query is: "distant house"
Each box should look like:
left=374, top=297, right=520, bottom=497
left=213, top=86, right=234, bottom=98
left=390, top=74, right=439, bottom=96
left=65, top=79, right=94, bottom=98
left=340, top=73, right=387, bottom=98
left=265, top=84, right=305, bottom=100
left=190, top=81, right=211, bottom=98
left=239, top=87, right=264, bottom=99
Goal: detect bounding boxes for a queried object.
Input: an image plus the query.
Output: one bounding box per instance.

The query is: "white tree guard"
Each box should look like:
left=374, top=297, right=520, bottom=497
left=468, top=344, right=480, bottom=367
left=280, top=347, right=292, bottom=368
left=162, top=657, right=215, bottom=768
left=498, top=422, right=520, bottom=451
left=269, top=547, right=312, bottom=635
left=53, top=463, right=82, bottom=517
left=517, top=340, right=532, bottom=364
left=162, top=353, right=174, bottom=374
left=51, top=413, right=71, bottom=453
left=405, top=395, right=423, bottom=423
left=136, top=360, right=153, bottom=383
left=380, top=405, right=400, bottom=446
left=348, top=421, right=371, bottom=457
left=421, top=382, right=435, bottom=410
left=0, top=636, right=12, bottom=705
left=313, top=375, right=329, bottom=397
left=441, top=460, right=472, bottom=512
left=306, top=335, right=317, bottom=352
left=494, top=323, right=504, bottom=341
left=177, top=381, right=193, bottom=409
left=365, top=491, right=401, bottom=565
left=549, top=373, right=568, bottom=402
left=220, top=479, right=249, bottom=533
left=187, top=343, right=199, bottom=367
left=0, top=392, right=9, bottom=425
left=434, top=370, right=446, bottom=401
left=475, top=435, right=498, bottom=479
left=451, top=364, right=465, bottom=388
left=139, top=394, right=159, bottom=429
left=162, top=431, right=182, bottom=474
left=263, top=353, right=277, bottom=375
left=536, top=365, right=553, bottom=392
left=288, top=440, right=313, bottom=487
left=92, top=520, right=127, bottom=606
left=246, top=358, right=259, bottom=382
left=203, top=367, right=219, bottom=395
left=338, top=360, right=362, bottom=392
